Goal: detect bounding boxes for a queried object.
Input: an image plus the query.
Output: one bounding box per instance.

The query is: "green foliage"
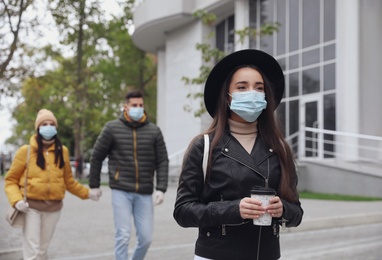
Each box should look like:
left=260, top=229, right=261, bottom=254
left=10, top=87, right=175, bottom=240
left=299, top=191, right=382, bottom=201
left=235, top=22, right=280, bottom=44
left=78, top=179, right=108, bottom=186
left=193, top=10, right=217, bottom=27
left=0, top=0, right=39, bottom=99
left=6, top=0, right=157, bottom=159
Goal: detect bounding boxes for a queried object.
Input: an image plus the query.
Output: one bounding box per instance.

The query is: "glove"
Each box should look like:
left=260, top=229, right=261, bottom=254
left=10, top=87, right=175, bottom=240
left=88, top=188, right=102, bottom=201
left=15, top=200, right=29, bottom=213
left=153, top=190, right=164, bottom=206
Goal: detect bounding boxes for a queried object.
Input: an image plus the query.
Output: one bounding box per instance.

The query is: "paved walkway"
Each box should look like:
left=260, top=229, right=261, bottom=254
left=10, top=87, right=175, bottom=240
left=1, top=178, right=382, bottom=260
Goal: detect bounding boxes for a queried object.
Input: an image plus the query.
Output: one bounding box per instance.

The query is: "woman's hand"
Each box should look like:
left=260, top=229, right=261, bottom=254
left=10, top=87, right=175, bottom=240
left=239, top=197, right=265, bottom=220
left=240, top=196, right=284, bottom=220
left=88, top=188, right=102, bottom=201
left=15, top=200, right=29, bottom=213
left=266, top=196, right=284, bottom=218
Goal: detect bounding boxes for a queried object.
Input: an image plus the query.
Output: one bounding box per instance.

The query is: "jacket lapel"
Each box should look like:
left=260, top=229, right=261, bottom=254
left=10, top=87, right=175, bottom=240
left=251, top=136, right=274, bottom=166
left=220, top=135, right=267, bottom=179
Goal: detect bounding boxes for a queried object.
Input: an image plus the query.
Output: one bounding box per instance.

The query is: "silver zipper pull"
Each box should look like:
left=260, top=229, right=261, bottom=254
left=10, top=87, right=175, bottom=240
left=281, top=218, right=288, bottom=230
left=273, top=223, right=279, bottom=237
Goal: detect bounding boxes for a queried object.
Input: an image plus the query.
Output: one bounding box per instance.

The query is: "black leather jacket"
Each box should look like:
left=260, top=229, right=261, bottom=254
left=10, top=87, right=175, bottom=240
left=174, top=132, right=303, bottom=260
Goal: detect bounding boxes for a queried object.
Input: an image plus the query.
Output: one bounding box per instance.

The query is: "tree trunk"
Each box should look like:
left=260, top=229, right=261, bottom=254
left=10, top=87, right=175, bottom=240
left=74, top=0, right=85, bottom=178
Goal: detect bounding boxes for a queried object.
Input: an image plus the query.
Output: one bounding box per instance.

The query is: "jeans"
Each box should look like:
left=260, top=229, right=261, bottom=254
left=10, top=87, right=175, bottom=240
left=112, top=189, right=153, bottom=260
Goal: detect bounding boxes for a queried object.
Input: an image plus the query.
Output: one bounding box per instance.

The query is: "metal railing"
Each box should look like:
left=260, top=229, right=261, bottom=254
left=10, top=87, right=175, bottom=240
left=168, top=147, right=187, bottom=166
left=291, top=127, right=382, bottom=167
left=170, top=128, right=382, bottom=171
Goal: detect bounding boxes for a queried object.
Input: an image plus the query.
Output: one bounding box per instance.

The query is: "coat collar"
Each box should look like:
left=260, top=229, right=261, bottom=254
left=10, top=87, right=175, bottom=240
left=29, top=135, right=56, bottom=152
left=119, top=112, right=149, bottom=128
left=220, top=133, right=275, bottom=179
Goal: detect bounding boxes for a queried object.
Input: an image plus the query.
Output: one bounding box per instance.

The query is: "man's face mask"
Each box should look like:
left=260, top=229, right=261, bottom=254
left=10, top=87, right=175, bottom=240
left=129, top=107, right=144, bottom=121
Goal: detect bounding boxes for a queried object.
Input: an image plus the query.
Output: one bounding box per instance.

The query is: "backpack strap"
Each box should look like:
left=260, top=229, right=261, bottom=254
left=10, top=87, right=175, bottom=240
left=202, top=134, right=209, bottom=182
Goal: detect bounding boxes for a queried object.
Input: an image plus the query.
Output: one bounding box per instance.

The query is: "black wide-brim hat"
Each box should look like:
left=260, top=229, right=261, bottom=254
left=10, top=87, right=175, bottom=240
left=204, top=49, right=285, bottom=117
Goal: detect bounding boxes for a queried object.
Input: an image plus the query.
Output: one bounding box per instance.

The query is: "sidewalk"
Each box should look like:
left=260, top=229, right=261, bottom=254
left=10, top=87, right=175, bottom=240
left=1, top=178, right=382, bottom=260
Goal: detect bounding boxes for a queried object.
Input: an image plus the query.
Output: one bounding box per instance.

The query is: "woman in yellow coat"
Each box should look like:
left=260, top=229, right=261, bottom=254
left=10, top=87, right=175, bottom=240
left=5, top=109, right=102, bottom=260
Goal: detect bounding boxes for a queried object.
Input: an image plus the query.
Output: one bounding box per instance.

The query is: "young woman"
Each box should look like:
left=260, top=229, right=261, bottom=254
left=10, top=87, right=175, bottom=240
left=5, top=109, right=102, bottom=260
left=173, top=49, right=303, bottom=260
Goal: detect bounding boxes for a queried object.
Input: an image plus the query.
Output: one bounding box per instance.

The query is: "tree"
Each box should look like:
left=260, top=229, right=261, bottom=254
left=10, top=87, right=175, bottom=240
left=0, top=0, right=37, bottom=99
left=43, top=0, right=157, bottom=161
left=8, top=73, right=75, bottom=147
left=45, top=0, right=102, bottom=162
left=7, top=0, right=158, bottom=163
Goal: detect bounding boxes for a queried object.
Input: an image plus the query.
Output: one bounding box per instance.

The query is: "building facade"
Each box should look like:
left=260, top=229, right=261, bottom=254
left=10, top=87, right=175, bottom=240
left=132, top=0, right=382, bottom=176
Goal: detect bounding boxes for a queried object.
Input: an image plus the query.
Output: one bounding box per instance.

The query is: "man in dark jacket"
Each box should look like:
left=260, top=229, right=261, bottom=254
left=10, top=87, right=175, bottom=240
left=89, top=90, right=169, bottom=260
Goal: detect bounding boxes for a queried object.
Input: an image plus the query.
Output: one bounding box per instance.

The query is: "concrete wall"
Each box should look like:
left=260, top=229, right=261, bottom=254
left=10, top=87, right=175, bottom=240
left=359, top=0, right=382, bottom=161
left=336, top=0, right=382, bottom=161
left=161, top=22, right=206, bottom=156
left=297, top=161, right=382, bottom=198
left=336, top=0, right=360, bottom=161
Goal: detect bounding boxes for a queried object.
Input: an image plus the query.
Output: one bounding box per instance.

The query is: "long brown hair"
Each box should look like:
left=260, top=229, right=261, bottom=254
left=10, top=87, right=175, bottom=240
left=36, top=134, right=65, bottom=170
left=204, top=65, right=298, bottom=202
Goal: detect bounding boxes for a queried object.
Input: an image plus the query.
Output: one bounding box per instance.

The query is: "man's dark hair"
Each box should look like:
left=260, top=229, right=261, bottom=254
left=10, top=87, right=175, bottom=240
left=125, top=90, right=143, bottom=103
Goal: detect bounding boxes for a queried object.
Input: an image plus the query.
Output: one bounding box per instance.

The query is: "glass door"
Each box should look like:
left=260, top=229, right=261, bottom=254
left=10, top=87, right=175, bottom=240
left=299, top=95, right=323, bottom=159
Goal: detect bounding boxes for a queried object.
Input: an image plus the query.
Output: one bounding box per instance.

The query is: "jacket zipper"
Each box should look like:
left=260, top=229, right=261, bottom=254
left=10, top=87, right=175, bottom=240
left=133, top=128, right=139, bottom=192
left=223, top=153, right=274, bottom=256
left=265, top=158, right=270, bottom=188
left=220, top=194, right=226, bottom=235
left=114, top=164, right=120, bottom=181
left=256, top=226, right=262, bottom=260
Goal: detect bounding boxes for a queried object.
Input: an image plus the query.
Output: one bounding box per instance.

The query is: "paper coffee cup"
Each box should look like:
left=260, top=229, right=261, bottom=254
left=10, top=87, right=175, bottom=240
left=250, top=187, right=276, bottom=226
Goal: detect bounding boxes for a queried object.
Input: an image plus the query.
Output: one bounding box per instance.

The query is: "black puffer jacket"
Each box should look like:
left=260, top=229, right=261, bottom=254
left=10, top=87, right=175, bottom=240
left=173, top=132, right=303, bottom=260
left=89, top=113, right=169, bottom=194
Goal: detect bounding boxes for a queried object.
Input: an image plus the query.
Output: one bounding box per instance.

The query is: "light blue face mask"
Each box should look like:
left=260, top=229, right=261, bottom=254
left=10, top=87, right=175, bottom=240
left=129, top=107, right=144, bottom=121
left=39, top=125, right=57, bottom=140
left=229, top=90, right=267, bottom=122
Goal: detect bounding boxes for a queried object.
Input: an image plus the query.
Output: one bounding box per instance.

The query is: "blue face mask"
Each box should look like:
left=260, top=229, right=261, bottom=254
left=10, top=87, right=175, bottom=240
left=129, top=107, right=144, bottom=121
left=229, top=90, right=267, bottom=122
left=39, top=125, right=57, bottom=140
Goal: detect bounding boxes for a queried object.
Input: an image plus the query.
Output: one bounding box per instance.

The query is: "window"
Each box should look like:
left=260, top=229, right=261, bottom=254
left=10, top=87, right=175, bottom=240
left=302, top=0, right=320, bottom=48
left=303, top=68, right=320, bottom=94
left=289, top=0, right=299, bottom=52
left=216, top=15, right=235, bottom=54
left=247, top=0, right=337, bottom=157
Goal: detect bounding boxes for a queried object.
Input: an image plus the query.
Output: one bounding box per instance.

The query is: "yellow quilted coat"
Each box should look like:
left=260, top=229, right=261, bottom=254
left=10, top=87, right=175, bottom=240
left=5, top=135, right=90, bottom=207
